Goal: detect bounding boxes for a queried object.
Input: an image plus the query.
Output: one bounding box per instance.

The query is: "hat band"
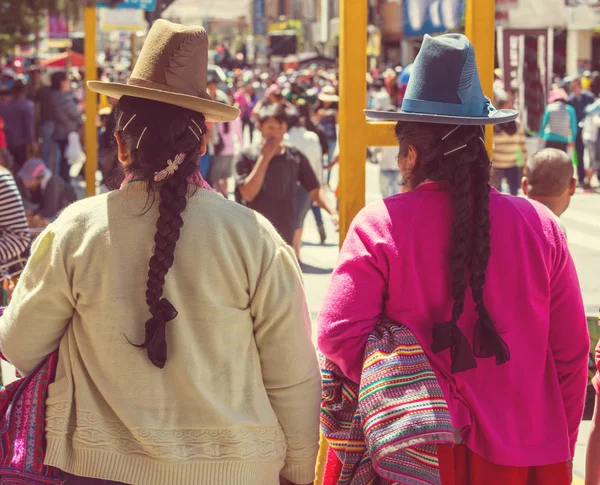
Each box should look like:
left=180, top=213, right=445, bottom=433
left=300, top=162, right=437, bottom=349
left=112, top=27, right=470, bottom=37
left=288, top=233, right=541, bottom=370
left=127, top=77, right=201, bottom=99
left=401, top=98, right=491, bottom=118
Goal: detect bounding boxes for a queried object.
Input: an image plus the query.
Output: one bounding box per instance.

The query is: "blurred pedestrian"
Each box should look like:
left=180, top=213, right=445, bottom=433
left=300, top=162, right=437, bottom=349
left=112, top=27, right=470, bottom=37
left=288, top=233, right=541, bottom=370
left=16, top=158, right=76, bottom=221
left=314, top=86, right=339, bottom=183
left=234, top=83, right=255, bottom=144
left=568, top=76, right=595, bottom=187
left=539, top=89, right=577, bottom=153
left=50, top=71, right=82, bottom=183
left=236, top=104, right=338, bottom=247
left=0, top=166, right=30, bottom=264
left=314, top=87, right=338, bottom=156
left=35, top=72, right=60, bottom=171
left=582, top=99, right=600, bottom=188
left=209, top=117, right=243, bottom=197
left=286, top=107, right=323, bottom=259
left=0, top=116, right=14, bottom=170
left=0, top=80, right=35, bottom=170
left=492, top=98, right=528, bottom=196
left=207, top=75, right=230, bottom=104
left=378, top=145, right=401, bottom=198
left=252, top=84, right=293, bottom=121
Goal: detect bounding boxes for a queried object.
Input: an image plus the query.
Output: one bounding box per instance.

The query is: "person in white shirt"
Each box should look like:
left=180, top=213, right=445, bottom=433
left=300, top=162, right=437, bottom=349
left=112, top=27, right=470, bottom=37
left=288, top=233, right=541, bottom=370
left=285, top=108, right=323, bottom=260
left=378, top=145, right=402, bottom=197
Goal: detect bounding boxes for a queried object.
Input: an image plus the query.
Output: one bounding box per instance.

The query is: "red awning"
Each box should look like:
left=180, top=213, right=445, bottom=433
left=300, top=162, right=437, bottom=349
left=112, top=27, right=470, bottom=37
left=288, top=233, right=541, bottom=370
left=41, top=51, right=85, bottom=68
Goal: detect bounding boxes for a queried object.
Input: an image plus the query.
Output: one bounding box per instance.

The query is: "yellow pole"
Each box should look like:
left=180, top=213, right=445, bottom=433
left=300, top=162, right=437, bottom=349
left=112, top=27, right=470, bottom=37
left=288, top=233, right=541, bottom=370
left=465, top=0, right=496, bottom=154
left=84, top=5, right=98, bottom=197
left=338, top=0, right=368, bottom=242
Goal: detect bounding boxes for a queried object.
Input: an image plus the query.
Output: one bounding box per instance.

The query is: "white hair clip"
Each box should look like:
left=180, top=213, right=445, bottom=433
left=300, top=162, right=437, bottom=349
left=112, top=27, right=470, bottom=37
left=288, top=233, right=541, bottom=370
left=442, top=126, right=460, bottom=140
left=191, top=119, right=204, bottom=135
left=444, top=144, right=467, bottom=156
left=188, top=125, right=200, bottom=141
left=122, top=113, right=137, bottom=131
left=154, top=153, right=187, bottom=182
left=137, top=127, right=147, bottom=149
left=117, top=112, right=124, bottom=131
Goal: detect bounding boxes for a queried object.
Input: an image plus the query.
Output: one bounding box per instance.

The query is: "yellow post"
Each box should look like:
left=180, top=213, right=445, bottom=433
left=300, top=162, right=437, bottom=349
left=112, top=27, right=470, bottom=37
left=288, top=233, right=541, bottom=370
left=337, top=1, right=398, bottom=242
left=337, top=0, right=368, bottom=242
left=465, top=0, right=496, bottom=154
left=84, top=5, right=98, bottom=197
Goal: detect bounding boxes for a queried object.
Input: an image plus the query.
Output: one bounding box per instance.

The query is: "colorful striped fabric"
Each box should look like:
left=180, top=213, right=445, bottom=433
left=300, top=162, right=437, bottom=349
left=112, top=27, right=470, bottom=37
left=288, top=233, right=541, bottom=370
left=320, top=319, right=454, bottom=485
left=0, top=308, right=63, bottom=484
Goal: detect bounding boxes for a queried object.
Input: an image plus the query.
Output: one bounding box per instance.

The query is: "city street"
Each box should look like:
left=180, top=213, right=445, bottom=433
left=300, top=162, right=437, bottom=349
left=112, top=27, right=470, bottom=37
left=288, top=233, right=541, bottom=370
left=300, top=162, right=599, bottom=484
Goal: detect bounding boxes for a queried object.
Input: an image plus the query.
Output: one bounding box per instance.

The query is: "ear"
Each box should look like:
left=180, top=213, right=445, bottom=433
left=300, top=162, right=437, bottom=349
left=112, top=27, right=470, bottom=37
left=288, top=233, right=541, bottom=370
left=407, top=144, right=418, bottom=170
left=114, top=131, right=128, bottom=165
left=568, top=177, right=576, bottom=196
left=521, top=177, right=529, bottom=196
left=199, top=135, right=208, bottom=157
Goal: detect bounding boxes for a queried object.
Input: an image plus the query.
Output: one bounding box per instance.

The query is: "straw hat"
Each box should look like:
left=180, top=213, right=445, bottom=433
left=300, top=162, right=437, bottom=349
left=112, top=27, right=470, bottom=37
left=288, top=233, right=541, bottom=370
left=88, top=20, right=239, bottom=123
left=318, top=85, right=339, bottom=103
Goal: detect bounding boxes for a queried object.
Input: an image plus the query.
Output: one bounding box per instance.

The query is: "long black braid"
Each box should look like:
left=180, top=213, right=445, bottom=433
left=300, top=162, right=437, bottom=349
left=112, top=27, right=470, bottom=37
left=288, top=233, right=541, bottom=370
left=395, top=122, right=510, bottom=373
left=114, top=96, right=208, bottom=369
left=470, top=131, right=510, bottom=363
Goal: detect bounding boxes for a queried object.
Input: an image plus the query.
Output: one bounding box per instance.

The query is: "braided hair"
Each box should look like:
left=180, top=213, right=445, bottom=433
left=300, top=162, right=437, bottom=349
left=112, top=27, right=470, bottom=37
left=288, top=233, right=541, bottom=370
left=114, top=95, right=208, bottom=369
left=395, top=122, right=510, bottom=373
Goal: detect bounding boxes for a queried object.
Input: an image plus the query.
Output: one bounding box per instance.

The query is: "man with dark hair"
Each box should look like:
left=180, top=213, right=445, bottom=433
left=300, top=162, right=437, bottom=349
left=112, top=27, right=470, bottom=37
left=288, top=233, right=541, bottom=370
left=522, top=148, right=576, bottom=235
left=0, top=81, right=35, bottom=170
left=235, top=104, right=338, bottom=247
left=568, top=76, right=595, bottom=187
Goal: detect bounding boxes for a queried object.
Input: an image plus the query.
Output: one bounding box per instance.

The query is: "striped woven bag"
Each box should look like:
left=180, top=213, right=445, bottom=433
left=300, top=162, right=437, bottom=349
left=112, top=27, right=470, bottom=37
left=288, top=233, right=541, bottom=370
left=320, top=319, right=454, bottom=485
left=0, top=307, right=63, bottom=484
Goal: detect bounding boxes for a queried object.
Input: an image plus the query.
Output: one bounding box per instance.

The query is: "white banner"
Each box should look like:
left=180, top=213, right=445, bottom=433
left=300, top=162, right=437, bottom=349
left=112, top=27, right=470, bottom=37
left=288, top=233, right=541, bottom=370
left=100, top=8, right=145, bottom=32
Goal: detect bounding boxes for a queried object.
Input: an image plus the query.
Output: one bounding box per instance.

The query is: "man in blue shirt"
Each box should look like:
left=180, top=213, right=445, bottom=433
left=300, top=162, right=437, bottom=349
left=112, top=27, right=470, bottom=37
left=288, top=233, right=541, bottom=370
left=568, top=76, right=595, bottom=187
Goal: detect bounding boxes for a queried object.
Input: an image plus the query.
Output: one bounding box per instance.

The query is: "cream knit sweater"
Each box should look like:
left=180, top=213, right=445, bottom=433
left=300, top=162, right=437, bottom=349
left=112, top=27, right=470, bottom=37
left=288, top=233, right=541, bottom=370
left=0, top=183, right=321, bottom=485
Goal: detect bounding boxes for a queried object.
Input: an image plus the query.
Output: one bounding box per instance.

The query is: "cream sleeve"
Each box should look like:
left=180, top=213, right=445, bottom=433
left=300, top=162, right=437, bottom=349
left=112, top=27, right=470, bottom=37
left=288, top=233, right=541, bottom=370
left=250, top=242, right=321, bottom=485
left=0, top=228, right=75, bottom=375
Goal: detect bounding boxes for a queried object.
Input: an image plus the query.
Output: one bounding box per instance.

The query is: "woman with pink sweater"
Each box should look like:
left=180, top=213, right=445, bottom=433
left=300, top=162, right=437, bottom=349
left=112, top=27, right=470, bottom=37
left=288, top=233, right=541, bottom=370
left=318, top=34, right=589, bottom=484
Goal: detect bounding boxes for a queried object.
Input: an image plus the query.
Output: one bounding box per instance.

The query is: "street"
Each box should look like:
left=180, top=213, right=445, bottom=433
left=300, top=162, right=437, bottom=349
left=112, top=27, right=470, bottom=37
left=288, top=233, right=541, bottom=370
left=300, top=161, right=599, bottom=483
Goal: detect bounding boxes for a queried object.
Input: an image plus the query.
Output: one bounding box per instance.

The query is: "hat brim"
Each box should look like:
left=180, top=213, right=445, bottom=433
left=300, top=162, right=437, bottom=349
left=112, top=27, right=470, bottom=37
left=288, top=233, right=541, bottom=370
left=319, top=94, right=340, bottom=103
left=364, top=108, right=519, bottom=126
left=88, top=81, right=240, bottom=123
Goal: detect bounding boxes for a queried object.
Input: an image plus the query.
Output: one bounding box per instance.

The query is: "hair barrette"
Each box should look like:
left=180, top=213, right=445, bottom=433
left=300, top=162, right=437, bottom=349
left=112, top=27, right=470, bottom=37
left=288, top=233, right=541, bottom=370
left=188, top=126, right=200, bottom=141
left=444, top=144, right=467, bottom=156
left=442, top=126, right=460, bottom=140
left=154, top=153, right=187, bottom=182
left=122, top=113, right=137, bottom=131
left=137, top=127, right=147, bottom=149
left=191, top=119, right=204, bottom=135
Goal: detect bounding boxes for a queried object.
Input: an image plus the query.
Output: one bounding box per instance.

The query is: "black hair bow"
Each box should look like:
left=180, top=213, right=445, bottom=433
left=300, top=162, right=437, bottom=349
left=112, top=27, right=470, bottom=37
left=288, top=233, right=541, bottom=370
left=129, top=298, right=178, bottom=369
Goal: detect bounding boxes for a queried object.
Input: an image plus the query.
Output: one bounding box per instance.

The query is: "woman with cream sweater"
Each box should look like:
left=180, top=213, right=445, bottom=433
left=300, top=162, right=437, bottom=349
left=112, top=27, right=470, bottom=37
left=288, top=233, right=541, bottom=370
left=0, top=21, right=320, bottom=485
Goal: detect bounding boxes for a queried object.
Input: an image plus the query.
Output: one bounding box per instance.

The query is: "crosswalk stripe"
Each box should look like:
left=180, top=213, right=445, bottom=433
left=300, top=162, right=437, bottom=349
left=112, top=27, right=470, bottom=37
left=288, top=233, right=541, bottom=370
left=567, top=228, right=600, bottom=252
left=564, top=209, right=600, bottom=229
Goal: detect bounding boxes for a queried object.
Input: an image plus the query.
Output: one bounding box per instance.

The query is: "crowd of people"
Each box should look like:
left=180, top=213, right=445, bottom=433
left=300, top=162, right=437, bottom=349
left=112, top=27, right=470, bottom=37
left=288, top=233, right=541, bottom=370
left=0, top=19, right=598, bottom=485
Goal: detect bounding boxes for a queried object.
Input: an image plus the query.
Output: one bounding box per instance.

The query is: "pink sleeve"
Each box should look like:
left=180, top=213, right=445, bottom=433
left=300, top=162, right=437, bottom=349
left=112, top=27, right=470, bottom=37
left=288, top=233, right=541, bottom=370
left=317, top=211, right=389, bottom=383
left=547, top=222, right=590, bottom=458
left=593, top=340, right=600, bottom=394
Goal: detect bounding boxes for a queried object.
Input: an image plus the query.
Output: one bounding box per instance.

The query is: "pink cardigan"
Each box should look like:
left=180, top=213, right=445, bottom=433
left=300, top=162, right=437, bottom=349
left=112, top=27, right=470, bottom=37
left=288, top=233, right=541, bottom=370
left=318, top=182, right=589, bottom=467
